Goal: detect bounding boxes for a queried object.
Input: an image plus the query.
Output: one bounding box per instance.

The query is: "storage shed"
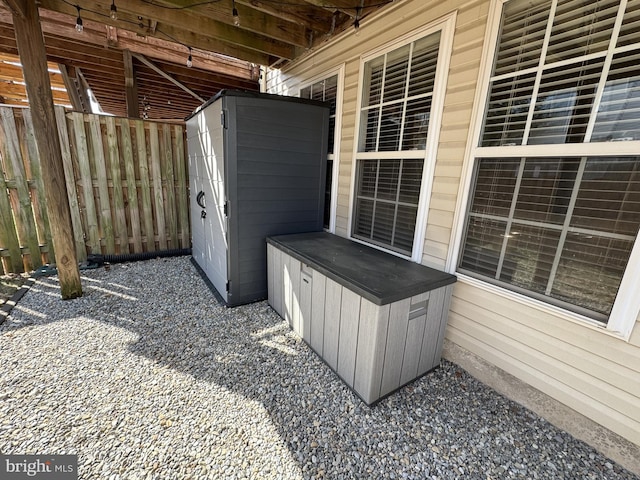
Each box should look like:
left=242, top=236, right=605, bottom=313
left=187, top=90, right=330, bottom=306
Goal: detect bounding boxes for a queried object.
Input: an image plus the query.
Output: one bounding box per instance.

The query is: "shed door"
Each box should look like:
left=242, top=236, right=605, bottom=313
left=200, top=99, right=229, bottom=303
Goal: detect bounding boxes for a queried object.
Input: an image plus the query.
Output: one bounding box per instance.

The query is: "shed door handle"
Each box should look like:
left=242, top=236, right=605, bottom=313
left=196, top=191, right=205, bottom=209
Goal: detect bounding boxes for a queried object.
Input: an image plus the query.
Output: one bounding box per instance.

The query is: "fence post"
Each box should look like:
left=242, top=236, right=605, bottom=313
left=11, top=1, right=82, bottom=299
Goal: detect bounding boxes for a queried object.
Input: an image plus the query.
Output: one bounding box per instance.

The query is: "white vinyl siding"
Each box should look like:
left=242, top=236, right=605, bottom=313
left=459, top=0, right=640, bottom=324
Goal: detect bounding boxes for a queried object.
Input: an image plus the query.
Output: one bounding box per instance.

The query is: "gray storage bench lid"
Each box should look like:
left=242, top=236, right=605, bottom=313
left=267, top=232, right=456, bottom=306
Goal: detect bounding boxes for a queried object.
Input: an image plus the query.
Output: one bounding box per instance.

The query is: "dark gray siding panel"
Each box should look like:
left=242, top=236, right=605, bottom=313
left=225, top=93, right=329, bottom=306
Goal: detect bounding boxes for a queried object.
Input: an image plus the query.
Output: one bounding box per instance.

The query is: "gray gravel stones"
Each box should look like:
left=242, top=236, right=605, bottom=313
left=0, top=257, right=637, bottom=480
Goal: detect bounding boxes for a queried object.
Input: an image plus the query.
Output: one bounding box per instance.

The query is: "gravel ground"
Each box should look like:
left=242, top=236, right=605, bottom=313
left=0, top=256, right=637, bottom=480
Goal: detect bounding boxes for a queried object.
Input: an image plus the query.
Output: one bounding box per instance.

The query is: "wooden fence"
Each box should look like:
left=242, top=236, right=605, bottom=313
left=0, top=106, right=190, bottom=274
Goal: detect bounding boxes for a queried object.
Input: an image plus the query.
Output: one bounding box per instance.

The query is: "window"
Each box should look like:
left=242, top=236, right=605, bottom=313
left=301, top=75, right=339, bottom=229
left=353, top=30, right=444, bottom=256
left=459, top=0, right=640, bottom=325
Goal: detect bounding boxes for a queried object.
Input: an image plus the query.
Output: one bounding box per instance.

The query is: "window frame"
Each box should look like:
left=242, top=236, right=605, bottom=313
left=348, top=13, right=456, bottom=263
left=298, top=65, right=345, bottom=234
left=450, top=0, right=640, bottom=340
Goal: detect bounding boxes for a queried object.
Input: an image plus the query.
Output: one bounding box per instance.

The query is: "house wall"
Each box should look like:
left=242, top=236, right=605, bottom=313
left=267, top=0, right=640, bottom=448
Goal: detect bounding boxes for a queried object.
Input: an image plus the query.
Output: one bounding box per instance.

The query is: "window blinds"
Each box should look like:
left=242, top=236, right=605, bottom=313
left=460, top=156, right=640, bottom=319
left=481, top=0, right=640, bottom=146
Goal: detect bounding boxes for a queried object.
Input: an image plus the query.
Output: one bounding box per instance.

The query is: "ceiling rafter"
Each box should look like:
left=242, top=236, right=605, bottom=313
left=35, top=0, right=390, bottom=66
left=0, top=0, right=394, bottom=119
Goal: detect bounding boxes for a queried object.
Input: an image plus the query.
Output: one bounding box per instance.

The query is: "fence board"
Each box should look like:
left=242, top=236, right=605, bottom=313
left=106, top=117, right=129, bottom=254
left=135, top=120, right=155, bottom=252
left=1, top=108, right=41, bottom=270
left=55, top=107, right=86, bottom=261
left=173, top=125, right=189, bottom=249
left=0, top=140, right=22, bottom=273
left=162, top=123, right=178, bottom=249
left=72, top=112, right=101, bottom=254
left=0, top=107, right=190, bottom=273
left=149, top=123, right=167, bottom=250
left=120, top=118, right=143, bottom=253
left=89, top=115, right=115, bottom=253
left=23, top=109, right=54, bottom=263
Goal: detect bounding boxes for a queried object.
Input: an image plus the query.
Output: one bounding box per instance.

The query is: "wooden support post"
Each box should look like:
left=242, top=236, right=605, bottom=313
left=123, top=49, right=139, bottom=118
left=10, top=0, right=82, bottom=299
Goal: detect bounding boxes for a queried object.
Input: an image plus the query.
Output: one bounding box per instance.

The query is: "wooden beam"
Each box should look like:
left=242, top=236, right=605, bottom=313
left=106, top=24, right=117, bottom=45
left=132, top=53, right=204, bottom=102
left=0, top=6, right=258, bottom=79
left=235, top=0, right=334, bottom=34
left=123, top=49, right=139, bottom=118
left=37, top=0, right=293, bottom=61
left=76, top=68, right=99, bottom=112
left=10, top=0, right=82, bottom=299
left=1, top=0, right=27, bottom=18
left=298, top=0, right=356, bottom=18
left=58, top=63, right=86, bottom=112
left=0, top=81, right=70, bottom=103
left=134, top=0, right=309, bottom=47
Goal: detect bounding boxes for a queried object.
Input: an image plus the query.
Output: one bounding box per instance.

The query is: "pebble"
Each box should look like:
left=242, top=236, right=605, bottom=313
left=0, top=257, right=637, bottom=480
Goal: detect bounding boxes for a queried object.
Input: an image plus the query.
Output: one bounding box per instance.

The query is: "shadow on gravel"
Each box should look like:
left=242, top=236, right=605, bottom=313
left=2, top=258, right=638, bottom=480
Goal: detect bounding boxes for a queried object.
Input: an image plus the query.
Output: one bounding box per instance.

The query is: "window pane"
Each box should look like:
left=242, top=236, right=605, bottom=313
left=481, top=73, right=535, bottom=146
left=300, top=86, right=311, bottom=99
left=529, top=59, right=603, bottom=144
left=354, top=198, right=374, bottom=238
left=360, top=108, right=380, bottom=152
left=372, top=202, right=396, bottom=246
left=377, top=159, right=401, bottom=200
left=617, top=0, right=640, bottom=47
left=353, top=159, right=422, bottom=255
left=310, top=85, right=324, bottom=102
left=384, top=46, right=410, bottom=103
left=398, top=159, right=424, bottom=204
left=592, top=51, right=640, bottom=142
left=328, top=116, right=336, bottom=154
left=402, top=97, right=431, bottom=150
left=514, top=158, right=580, bottom=225
left=325, top=76, right=338, bottom=116
left=358, top=159, right=378, bottom=197
left=546, top=0, right=618, bottom=63
left=378, top=104, right=403, bottom=151
left=460, top=156, right=640, bottom=321
left=493, top=0, right=551, bottom=76
left=482, top=0, right=640, bottom=148
left=552, top=234, right=633, bottom=315
left=408, top=33, right=440, bottom=97
left=502, top=224, right=561, bottom=294
left=395, top=205, right=418, bottom=252
left=459, top=217, right=508, bottom=278
left=470, top=158, right=520, bottom=217
left=360, top=34, right=440, bottom=154
left=363, top=58, right=384, bottom=108
left=324, top=159, right=333, bottom=229
left=571, top=157, right=640, bottom=235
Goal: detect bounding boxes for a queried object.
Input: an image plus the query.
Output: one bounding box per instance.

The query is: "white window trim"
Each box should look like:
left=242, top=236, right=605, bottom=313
left=298, top=65, right=345, bottom=234
left=448, top=0, right=640, bottom=341
left=347, top=12, right=457, bottom=263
